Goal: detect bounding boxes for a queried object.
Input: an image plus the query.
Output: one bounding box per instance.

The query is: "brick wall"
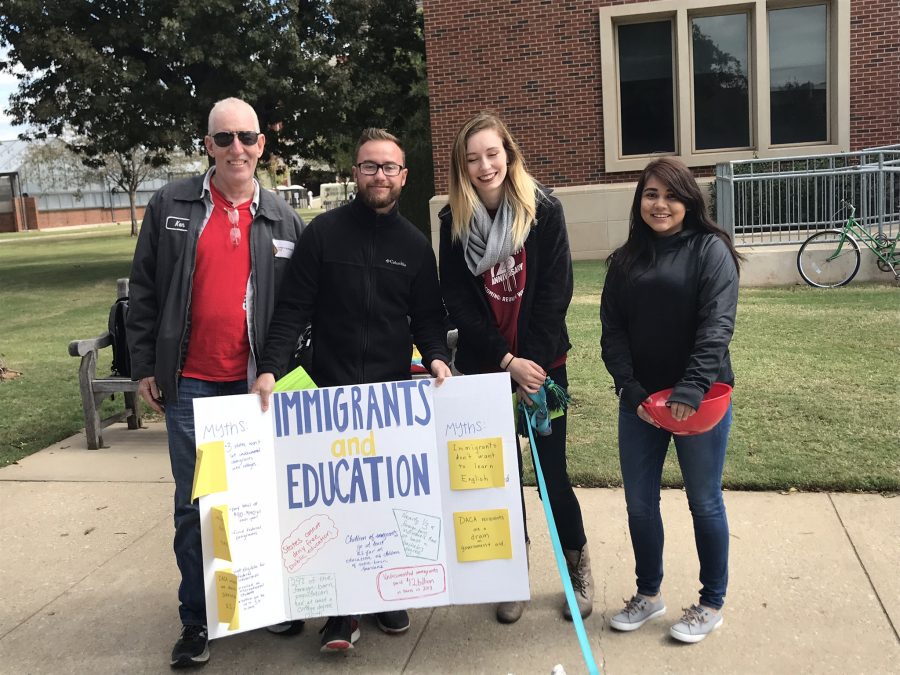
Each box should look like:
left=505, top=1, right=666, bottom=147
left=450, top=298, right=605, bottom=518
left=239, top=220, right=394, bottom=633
left=35, top=205, right=145, bottom=229
left=423, top=0, right=898, bottom=194
left=849, top=0, right=900, bottom=150
left=0, top=212, right=15, bottom=233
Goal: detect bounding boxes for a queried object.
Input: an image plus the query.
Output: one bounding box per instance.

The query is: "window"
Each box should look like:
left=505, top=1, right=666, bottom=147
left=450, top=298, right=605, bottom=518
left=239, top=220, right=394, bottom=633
left=769, top=5, right=828, bottom=144
left=692, top=13, right=750, bottom=151
left=599, top=0, right=849, bottom=172
left=618, top=21, right=675, bottom=155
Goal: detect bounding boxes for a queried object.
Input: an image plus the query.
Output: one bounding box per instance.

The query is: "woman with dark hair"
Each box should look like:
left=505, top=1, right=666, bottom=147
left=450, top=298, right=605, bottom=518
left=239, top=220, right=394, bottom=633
left=600, top=157, right=742, bottom=643
left=439, top=111, right=593, bottom=624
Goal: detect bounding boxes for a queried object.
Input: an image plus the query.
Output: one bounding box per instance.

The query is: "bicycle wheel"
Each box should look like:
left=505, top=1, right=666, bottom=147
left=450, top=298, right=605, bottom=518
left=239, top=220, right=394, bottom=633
left=797, top=230, right=860, bottom=288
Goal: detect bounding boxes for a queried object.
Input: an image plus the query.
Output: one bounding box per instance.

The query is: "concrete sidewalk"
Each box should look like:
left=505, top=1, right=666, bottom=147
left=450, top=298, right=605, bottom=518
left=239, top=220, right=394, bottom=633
left=1, top=422, right=897, bottom=674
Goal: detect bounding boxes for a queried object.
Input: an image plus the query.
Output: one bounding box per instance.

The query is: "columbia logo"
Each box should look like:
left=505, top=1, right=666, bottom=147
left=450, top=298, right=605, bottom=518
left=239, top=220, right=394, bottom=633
left=385, top=259, right=407, bottom=267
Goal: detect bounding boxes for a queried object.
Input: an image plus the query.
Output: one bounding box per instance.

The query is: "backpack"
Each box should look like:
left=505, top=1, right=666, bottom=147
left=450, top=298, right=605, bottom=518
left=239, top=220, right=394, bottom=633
left=108, top=296, right=131, bottom=377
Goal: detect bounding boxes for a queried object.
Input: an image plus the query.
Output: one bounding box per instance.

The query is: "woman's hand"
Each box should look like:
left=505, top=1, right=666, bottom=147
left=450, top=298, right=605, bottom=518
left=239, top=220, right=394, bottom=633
left=636, top=402, right=659, bottom=427
left=667, top=401, right=696, bottom=421
left=507, top=357, right=546, bottom=394
left=516, top=385, right=535, bottom=407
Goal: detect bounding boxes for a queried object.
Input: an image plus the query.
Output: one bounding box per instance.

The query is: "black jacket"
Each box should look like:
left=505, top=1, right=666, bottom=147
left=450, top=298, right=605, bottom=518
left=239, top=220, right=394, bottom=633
left=438, top=190, right=573, bottom=375
left=127, top=172, right=305, bottom=399
left=258, top=197, right=450, bottom=387
left=600, top=228, right=738, bottom=412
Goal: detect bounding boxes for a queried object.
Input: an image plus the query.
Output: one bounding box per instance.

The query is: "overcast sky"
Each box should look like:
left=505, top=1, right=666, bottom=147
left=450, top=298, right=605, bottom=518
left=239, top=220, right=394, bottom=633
left=0, top=71, right=21, bottom=141
left=0, top=47, right=25, bottom=140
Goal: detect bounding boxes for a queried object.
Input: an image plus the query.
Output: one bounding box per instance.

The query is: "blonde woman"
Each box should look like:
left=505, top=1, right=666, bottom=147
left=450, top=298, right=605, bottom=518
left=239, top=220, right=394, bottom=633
left=438, top=111, right=593, bottom=624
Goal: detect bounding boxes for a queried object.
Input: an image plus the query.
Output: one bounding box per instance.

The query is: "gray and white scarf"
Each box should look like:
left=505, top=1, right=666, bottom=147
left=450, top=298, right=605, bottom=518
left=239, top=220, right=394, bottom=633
left=463, top=198, right=516, bottom=276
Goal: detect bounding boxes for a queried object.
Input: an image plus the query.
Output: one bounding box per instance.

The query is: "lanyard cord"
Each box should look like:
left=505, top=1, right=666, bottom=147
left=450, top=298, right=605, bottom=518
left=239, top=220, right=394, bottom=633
left=520, top=401, right=601, bottom=675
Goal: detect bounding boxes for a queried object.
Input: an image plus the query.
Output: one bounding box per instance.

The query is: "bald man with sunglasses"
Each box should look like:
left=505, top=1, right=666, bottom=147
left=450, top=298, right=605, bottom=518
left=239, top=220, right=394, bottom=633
left=127, top=97, right=305, bottom=669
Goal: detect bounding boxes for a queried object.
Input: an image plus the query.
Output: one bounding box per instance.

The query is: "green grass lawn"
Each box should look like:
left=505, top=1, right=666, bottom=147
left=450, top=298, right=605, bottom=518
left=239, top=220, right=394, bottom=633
left=1, top=232, right=898, bottom=491
left=562, top=261, right=900, bottom=492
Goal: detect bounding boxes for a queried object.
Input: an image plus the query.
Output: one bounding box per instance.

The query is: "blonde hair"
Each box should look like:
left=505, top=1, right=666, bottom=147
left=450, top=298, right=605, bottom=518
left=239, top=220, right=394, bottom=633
left=448, top=111, right=537, bottom=250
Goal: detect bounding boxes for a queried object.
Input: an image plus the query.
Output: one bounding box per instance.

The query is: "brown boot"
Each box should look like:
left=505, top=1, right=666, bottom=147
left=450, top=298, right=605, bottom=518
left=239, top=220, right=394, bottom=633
left=496, top=540, right=530, bottom=624
left=562, top=544, right=594, bottom=620
left=496, top=599, right=527, bottom=624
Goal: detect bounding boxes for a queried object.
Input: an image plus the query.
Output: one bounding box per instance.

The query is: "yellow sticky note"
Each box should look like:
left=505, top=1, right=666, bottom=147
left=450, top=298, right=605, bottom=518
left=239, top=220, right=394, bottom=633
left=191, top=441, right=228, bottom=500
left=274, top=365, right=317, bottom=392
left=454, top=509, right=512, bottom=562
left=215, top=568, right=240, bottom=630
left=447, top=437, right=505, bottom=490
left=211, top=505, right=232, bottom=562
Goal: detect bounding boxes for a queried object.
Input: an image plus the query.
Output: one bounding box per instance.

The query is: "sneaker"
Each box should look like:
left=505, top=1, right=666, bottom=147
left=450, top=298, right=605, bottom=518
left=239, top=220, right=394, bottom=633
left=319, top=616, right=360, bottom=652
left=266, top=619, right=305, bottom=636
left=374, top=609, right=410, bottom=634
left=669, top=604, right=723, bottom=643
left=170, top=624, right=209, bottom=669
left=609, top=594, right=666, bottom=632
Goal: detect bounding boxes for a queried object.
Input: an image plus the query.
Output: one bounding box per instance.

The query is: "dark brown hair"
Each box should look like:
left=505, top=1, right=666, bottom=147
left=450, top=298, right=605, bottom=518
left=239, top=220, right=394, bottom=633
left=608, top=157, right=743, bottom=278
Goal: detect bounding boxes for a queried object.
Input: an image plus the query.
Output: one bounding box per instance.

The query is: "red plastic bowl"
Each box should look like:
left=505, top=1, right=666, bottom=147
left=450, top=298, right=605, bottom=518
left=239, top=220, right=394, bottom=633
left=640, top=383, right=733, bottom=435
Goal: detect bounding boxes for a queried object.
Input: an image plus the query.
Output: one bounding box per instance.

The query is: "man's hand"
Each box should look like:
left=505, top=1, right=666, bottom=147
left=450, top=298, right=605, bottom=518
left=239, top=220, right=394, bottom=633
left=251, top=373, right=277, bottom=412
left=430, top=360, right=452, bottom=386
left=138, top=376, right=164, bottom=413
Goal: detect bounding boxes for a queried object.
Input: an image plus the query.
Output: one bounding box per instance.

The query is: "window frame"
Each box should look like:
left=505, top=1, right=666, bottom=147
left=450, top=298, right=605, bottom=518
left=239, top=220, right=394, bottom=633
left=598, top=0, right=849, bottom=173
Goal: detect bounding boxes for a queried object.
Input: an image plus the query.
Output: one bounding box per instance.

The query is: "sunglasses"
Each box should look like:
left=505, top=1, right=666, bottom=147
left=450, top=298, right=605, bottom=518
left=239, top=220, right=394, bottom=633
left=210, top=131, right=261, bottom=148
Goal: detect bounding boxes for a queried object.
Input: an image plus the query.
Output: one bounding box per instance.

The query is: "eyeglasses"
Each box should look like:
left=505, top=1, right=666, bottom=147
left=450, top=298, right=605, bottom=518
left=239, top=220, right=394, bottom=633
left=355, top=161, right=404, bottom=177
left=210, top=131, right=261, bottom=148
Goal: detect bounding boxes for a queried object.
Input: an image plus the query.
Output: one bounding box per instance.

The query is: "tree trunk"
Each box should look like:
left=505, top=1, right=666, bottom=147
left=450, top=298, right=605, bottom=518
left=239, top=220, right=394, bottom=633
left=128, top=188, right=139, bottom=237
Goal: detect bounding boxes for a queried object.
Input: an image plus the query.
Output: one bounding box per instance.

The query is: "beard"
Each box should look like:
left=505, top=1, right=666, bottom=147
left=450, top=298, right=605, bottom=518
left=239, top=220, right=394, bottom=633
left=359, top=182, right=402, bottom=211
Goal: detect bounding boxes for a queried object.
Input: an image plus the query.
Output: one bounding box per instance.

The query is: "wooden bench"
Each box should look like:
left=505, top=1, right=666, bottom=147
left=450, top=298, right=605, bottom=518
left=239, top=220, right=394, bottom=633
left=68, top=278, right=142, bottom=449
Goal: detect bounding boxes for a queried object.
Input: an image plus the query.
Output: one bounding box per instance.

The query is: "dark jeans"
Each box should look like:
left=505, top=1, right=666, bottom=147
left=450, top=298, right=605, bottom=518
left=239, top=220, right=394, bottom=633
left=165, top=376, right=248, bottom=626
left=618, top=401, right=732, bottom=609
left=517, top=364, right=587, bottom=551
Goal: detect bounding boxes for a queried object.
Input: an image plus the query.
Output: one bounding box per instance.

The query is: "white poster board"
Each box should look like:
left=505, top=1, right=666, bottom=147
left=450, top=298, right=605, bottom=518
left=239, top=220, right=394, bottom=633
left=193, top=373, right=528, bottom=639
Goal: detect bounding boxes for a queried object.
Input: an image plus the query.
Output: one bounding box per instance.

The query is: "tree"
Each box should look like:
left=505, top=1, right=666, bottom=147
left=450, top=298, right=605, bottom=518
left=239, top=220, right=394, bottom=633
left=277, top=0, right=434, bottom=232
left=94, top=149, right=168, bottom=237
left=0, top=0, right=435, bottom=234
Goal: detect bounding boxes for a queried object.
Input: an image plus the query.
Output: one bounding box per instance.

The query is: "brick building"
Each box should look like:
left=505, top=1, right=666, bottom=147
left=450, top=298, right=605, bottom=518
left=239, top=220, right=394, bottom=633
left=422, top=0, right=899, bottom=260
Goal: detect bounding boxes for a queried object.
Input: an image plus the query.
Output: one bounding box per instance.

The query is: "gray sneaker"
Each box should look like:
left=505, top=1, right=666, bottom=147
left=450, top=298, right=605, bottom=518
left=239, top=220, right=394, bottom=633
left=669, top=604, right=723, bottom=643
left=609, top=594, right=666, bottom=631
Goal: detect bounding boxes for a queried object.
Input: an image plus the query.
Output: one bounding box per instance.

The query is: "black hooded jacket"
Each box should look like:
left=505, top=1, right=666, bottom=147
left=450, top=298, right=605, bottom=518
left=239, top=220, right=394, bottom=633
left=259, top=197, right=449, bottom=387
left=600, top=228, right=738, bottom=412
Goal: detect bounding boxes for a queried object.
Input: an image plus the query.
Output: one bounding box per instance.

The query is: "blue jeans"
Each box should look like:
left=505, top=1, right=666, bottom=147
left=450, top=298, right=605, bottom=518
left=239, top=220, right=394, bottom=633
left=165, top=376, right=248, bottom=625
left=618, top=401, right=732, bottom=610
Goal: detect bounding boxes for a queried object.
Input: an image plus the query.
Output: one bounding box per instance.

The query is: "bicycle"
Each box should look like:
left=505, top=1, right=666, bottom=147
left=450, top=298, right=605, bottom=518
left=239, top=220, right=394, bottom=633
left=796, top=200, right=900, bottom=288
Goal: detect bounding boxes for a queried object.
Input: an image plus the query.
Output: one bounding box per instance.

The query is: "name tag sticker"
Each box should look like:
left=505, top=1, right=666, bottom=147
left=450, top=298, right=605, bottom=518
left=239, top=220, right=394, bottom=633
left=165, top=217, right=189, bottom=232
left=273, top=239, right=295, bottom=258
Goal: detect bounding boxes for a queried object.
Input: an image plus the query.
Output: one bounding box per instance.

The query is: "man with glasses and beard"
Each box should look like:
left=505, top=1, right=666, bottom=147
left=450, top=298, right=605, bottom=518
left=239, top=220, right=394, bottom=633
left=251, top=128, right=452, bottom=653
left=127, top=97, right=305, bottom=669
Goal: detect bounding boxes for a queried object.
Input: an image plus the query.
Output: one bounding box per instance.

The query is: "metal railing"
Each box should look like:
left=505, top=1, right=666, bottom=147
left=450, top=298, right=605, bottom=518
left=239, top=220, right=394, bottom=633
left=715, top=145, right=900, bottom=246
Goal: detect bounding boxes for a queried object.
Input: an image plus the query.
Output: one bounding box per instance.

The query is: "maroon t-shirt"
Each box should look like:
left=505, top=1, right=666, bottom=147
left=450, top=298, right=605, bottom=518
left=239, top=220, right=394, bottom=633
left=482, top=246, right=567, bottom=372
left=482, top=248, right=527, bottom=360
